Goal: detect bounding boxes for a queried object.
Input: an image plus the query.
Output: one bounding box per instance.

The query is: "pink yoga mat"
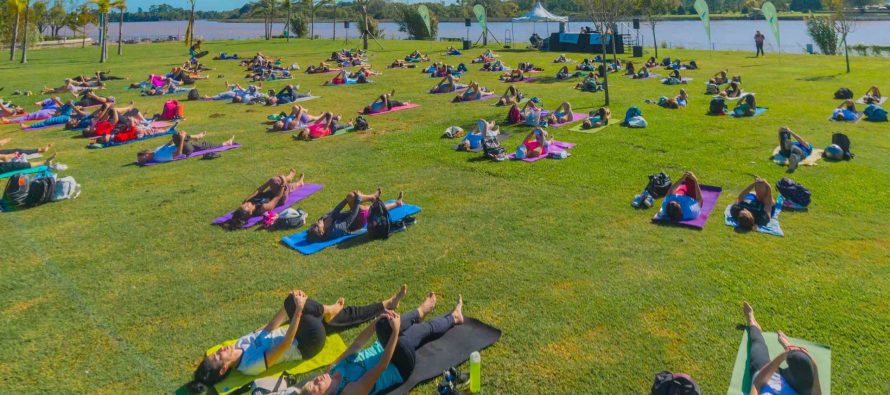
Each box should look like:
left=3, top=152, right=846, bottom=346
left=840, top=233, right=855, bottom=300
left=139, top=144, right=241, bottom=166
left=549, top=113, right=589, bottom=128
left=361, top=103, right=419, bottom=116
left=651, top=185, right=722, bottom=229
left=211, top=183, right=324, bottom=228
left=508, top=141, right=575, bottom=162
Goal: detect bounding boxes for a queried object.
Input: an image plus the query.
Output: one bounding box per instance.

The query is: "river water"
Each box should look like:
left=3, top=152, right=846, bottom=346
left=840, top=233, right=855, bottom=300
left=61, top=19, right=890, bottom=53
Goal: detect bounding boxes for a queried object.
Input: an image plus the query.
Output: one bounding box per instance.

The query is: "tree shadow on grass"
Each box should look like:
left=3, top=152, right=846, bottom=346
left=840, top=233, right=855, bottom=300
left=797, top=73, right=842, bottom=82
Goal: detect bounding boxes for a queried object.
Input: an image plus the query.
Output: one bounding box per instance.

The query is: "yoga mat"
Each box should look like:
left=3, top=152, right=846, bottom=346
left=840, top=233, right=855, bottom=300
left=361, top=103, right=419, bottom=116
left=281, top=202, right=421, bottom=255
left=0, top=165, right=50, bottom=180
left=453, top=132, right=512, bottom=152
left=508, top=141, right=576, bottom=162
left=139, top=143, right=241, bottom=166
left=429, top=85, right=468, bottom=94
left=661, top=77, right=693, bottom=84
left=724, top=197, right=784, bottom=237
left=651, top=185, right=722, bottom=229
left=502, top=77, right=538, bottom=84
left=728, top=331, right=831, bottom=395
left=196, top=333, right=347, bottom=395
left=306, top=69, right=341, bottom=74
left=384, top=317, right=502, bottom=395
left=92, top=128, right=177, bottom=148
left=771, top=146, right=824, bottom=166
left=284, top=96, right=320, bottom=105
left=731, top=107, right=768, bottom=117
left=855, top=96, right=887, bottom=105
left=626, top=73, right=660, bottom=79
left=305, top=126, right=364, bottom=141
left=569, top=123, right=610, bottom=134
left=211, top=184, right=324, bottom=228
left=548, top=113, right=589, bottom=128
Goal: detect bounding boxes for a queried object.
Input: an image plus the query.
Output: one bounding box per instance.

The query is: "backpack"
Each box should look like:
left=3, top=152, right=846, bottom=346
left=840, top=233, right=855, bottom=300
left=354, top=116, right=370, bottom=131
left=24, top=176, right=56, bottom=207
left=864, top=104, right=888, bottom=122
left=830, top=132, right=854, bottom=160
left=661, top=57, right=671, bottom=66
left=705, top=83, right=720, bottom=94
left=187, top=88, right=200, bottom=101
left=507, top=105, right=521, bottom=125
left=271, top=208, right=308, bottom=230
left=161, top=100, right=183, bottom=120
left=482, top=135, right=507, bottom=161
left=709, top=96, right=727, bottom=115
left=627, top=116, right=648, bottom=128
left=51, top=176, right=81, bottom=202
left=651, top=371, right=701, bottom=395
left=366, top=199, right=392, bottom=240
left=623, top=106, right=642, bottom=125
left=834, top=88, right=853, bottom=100
left=2, top=174, right=32, bottom=208
left=646, top=173, right=673, bottom=198
left=776, top=178, right=811, bottom=208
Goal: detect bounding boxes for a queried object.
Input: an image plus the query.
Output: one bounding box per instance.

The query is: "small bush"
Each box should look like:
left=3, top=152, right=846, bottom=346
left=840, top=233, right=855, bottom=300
left=289, top=14, right=309, bottom=38
left=870, top=45, right=884, bottom=56
left=851, top=44, right=868, bottom=56
left=805, top=14, right=837, bottom=55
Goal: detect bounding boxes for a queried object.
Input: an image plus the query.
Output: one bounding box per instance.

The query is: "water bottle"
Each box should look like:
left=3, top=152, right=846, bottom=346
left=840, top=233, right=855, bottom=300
left=469, top=351, right=481, bottom=393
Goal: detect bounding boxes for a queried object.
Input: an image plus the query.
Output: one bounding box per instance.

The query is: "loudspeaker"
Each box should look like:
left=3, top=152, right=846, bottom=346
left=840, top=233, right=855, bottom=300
left=632, top=45, right=643, bottom=57
left=344, top=21, right=350, bottom=28
left=633, top=18, right=640, bottom=29
left=465, top=18, right=472, bottom=27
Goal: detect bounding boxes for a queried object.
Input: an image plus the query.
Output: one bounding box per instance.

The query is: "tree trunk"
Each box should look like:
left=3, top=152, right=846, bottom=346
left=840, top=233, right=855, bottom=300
left=601, top=42, right=609, bottom=105
left=189, top=3, right=196, bottom=44
left=117, top=10, right=124, bottom=55
left=311, top=8, right=315, bottom=40
left=362, top=6, right=369, bottom=50
left=103, top=13, right=109, bottom=62
left=10, top=11, right=19, bottom=61
left=843, top=34, right=850, bottom=73
left=82, top=25, right=86, bottom=48
left=21, top=5, right=30, bottom=64
left=286, top=6, right=291, bottom=42
left=651, top=21, right=658, bottom=58
left=333, top=3, right=337, bottom=40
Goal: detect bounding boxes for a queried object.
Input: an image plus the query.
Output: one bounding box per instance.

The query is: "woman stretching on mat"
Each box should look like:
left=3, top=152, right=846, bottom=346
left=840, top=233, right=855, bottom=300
left=862, top=85, right=882, bottom=104
left=298, top=294, right=465, bottom=395
left=645, top=57, right=658, bottom=68
left=730, top=177, right=775, bottom=231
left=661, top=171, right=703, bottom=222
left=458, top=119, right=500, bottom=151
left=292, top=113, right=352, bottom=140
left=187, top=287, right=409, bottom=394
left=307, top=189, right=405, bottom=242
left=136, top=130, right=236, bottom=165
left=0, top=138, right=52, bottom=155
left=496, top=86, right=523, bottom=106
left=266, top=85, right=312, bottom=106
left=741, top=302, right=822, bottom=395
left=452, top=82, right=492, bottom=103
left=575, top=74, right=602, bottom=92
left=581, top=107, right=611, bottom=129
left=306, top=62, right=333, bottom=73
left=710, top=70, right=729, bottom=85
left=0, top=97, right=63, bottom=124
left=430, top=75, right=464, bottom=94
left=0, top=100, right=25, bottom=117
left=554, top=54, right=570, bottom=63
left=556, top=66, right=572, bottom=80
left=664, top=69, right=686, bottom=85
left=218, top=169, right=307, bottom=230
left=545, top=102, right=574, bottom=124
left=388, top=59, right=417, bottom=69
left=0, top=152, right=55, bottom=175
left=517, top=62, right=542, bottom=72
left=516, top=127, right=552, bottom=159
left=831, top=100, right=858, bottom=121
left=723, top=81, right=743, bottom=98
left=363, top=90, right=404, bottom=114
left=632, top=65, right=651, bottom=79
left=268, top=105, right=321, bottom=132
left=646, top=89, right=688, bottom=109
left=778, top=127, right=813, bottom=172
left=500, top=69, right=525, bottom=82
left=41, top=79, right=104, bottom=95
left=481, top=59, right=506, bottom=72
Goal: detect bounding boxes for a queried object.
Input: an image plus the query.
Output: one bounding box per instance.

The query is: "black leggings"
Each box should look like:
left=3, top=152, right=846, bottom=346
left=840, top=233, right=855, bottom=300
left=284, top=295, right=384, bottom=359
left=0, top=149, right=38, bottom=155
left=747, top=326, right=815, bottom=394
left=375, top=310, right=455, bottom=380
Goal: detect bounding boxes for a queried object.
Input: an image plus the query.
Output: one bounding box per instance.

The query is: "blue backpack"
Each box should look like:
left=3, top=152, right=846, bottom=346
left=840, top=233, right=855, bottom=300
left=624, top=106, right=642, bottom=124
left=864, top=104, right=888, bottom=122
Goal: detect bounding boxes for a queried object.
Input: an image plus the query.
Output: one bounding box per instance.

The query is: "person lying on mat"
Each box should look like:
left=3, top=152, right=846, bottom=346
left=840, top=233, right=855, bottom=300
left=143, top=80, right=191, bottom=97
left=645, top=57, right=658, bottom=68
left=730, top=177, right=774, bottom=231
left=405, top=50, right=427, bottom=62
left=733, top=94, right=757, bottom=117
left=0, top=152, right=55, bottom=175
left=0, top=97, right=64, bottom=124
left=778, top=127, right=813, bottom=172
left=306, top=62, right=333, bottom=74
left=266, top=85, right=312, bottom=106
left=136, top=130, right=236, bottom=165
left=664, top=69, right=686, bottom=85
left=632, top=65, right=651, bottom=80
left=662, top=172, right=703, bottom=222
left=327, top=70, right=368, bottom=85
left=388, top=59, right=417, bottom=69
left=74, top=89, right=115, bottom=108
left=581, top=107, right=611, bottom=129
left=0, top=100, right=25, bottom=117
left=430, top=75, right=463, bottom=94
left=363, top=90, right=404, bottom=114
left=723, top=81, right=743, bottom=98
left=496, top=85, right=523, bottom=106
left=624, top=62, right=636, bottom=76
left=218, top=169, right=307, bottom=229
left=307, top=189, right=405, bottom=241
left=71, top=71, right=126, bottom=83
left=41, top=79, right=104, bottom=95
left=577, top=58, right=595, bottom=71
left=268, top=105, right=324, bottom=132
left=556, top=66, right=572, bottom=80
left=459, top=119, right=500, bottom=151
left=517, top=62, right=542, bottom=72
left=297, top=294, right=465, bottom=395
left=575, top=74, right=602, bottom=92
left=446, top=46, right=461, bottom=56
left=862, top=85, right=882, bottom=104
left=516, top=127, right=553, bottom=158
left=482, top=59, right=507, bottom=72
left=710, top=70, right=729, bottom=85
left=554, top=54, right=570, bottom=63
left=14, top=99, right=77, bottom=128
left=646, top=89, right=688, bottom=109
left=510, top=99, right=545, bottom=126
left=452, top=82, right=492, bottom=103
left=201, top=81, right=262, bottom=101
left=546, top=102, right=575, bottom=124
left=831, top=100, right=858, bottom=121
left=0, top=138, right=52, bottom=155
left=500, top=69, right=525, bottom=83
left=292, top=113, right=353, bottom=140
left=187, top=287, right=409, bottom=394
left=742, top=302, right=823, bottom=395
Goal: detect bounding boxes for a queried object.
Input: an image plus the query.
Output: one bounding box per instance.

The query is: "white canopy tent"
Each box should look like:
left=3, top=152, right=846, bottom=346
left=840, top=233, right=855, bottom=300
left=510, top=2, right=569, bottom=46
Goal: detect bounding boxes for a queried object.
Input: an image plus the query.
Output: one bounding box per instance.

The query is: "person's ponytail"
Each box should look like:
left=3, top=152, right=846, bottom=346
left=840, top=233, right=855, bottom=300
left=185, top=380, right=208, bottom=394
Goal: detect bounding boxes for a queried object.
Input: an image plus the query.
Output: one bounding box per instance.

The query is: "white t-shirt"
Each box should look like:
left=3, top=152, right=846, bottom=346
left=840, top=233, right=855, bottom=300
left=235, top=328, right=302, bottom=376
left=152, top=144, right=177, bottom=163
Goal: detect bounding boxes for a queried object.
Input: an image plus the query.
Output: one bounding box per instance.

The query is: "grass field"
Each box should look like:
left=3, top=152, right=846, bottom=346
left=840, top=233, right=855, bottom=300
left=0, top=38, right=888, bottom=394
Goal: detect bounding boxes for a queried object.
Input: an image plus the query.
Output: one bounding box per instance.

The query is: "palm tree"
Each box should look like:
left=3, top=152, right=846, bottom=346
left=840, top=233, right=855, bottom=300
left=113, top=0, right=126, bottom=55
left=8, top=0, right=25, bottom=61
left=185, top=0, right=197, bottom=46
left=91, top=0, right=113, bottom=62
left=20, top=0, right=31, bottom=64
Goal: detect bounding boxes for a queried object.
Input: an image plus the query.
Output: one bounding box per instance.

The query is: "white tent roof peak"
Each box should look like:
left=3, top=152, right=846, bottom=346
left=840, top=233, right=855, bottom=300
left=511, top=2, right=569, bottom=23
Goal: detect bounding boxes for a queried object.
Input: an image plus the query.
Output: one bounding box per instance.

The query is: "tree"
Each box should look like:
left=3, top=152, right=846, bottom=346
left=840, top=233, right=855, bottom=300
left=826, top=0, right=854, bottom=72
left=20, top=0, right=31, bottom=64
left=91, top=0, right=115, bottom=63
left=185, top=0, right=196, bottom=46
left=634, top=0, right=679, bottom=58
left=32, top=0, right=48, bottom=36
left=582, top=0, right=630, bottom=105
left=69, top=4, right=96, bottom=48
left=307, top=0, right=329, bottom=40
left=8, top=0, right=25, bottom=61
left=805, top=12, right=837, bottom=55
left=114, top=0, right=126, bottom=55
left=47, top=0, right=68, bottom=37
left=284, top=0, right=293, bottom=41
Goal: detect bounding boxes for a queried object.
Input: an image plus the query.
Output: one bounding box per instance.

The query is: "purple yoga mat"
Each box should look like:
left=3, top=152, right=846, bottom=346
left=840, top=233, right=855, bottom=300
left=502, top=77, right=538, bottom=83
left=211, top=183, right=324, bottom=228
left=508, top=141, right=576, bottom=162
left=429, top=86, right=467, bottom=94
left=455, top=94, right=497, bottom=103
left=549, top=113, right=589, bottom=128
left=361, top=103, right=420, bottom=116
left=651, top=185, right=723, bottom=229
left=139, top=143, right=241, bottom=166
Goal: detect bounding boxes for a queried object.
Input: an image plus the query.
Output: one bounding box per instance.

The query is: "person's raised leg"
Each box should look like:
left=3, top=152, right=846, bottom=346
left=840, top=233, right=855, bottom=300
left=383, top=192, right=405, bottom=211
left=744, top=302, right=771, bottom=374
left=326, top=285, right=408, bottom=332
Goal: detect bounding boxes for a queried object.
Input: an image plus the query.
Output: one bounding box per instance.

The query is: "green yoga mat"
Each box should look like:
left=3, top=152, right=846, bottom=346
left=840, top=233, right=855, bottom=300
left=728, top=331, right=831, bottom=395
left=569, top=123, right=609, bottom=134
left=176, top=333, right=347, bottom=395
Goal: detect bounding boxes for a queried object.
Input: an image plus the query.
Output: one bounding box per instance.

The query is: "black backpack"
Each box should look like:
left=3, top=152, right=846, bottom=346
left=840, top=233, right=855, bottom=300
left=187, top=88, right=200, bottom=101
left=3, top=174, right=32, bottom=208
left=481, top=135, right=507, bottom=161
left=651, top=371, right=701, bottom=395
left=776, top=178, right=811, bottom=207
left=834, top=88, right=853, bottom=100
left=646, top=172, right=673, bottom=198
left=366, top=199, right=392, bottom=240
left=709, top=97, right=726, bottom=115
left=24, top=176, right=56, bottom=207
left=831, top=132, right=854, bottom=160
left=354, top=116, right=369, bottom=131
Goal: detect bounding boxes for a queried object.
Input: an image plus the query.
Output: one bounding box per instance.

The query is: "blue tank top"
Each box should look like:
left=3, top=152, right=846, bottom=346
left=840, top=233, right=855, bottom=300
left=332, top=341, right=404, bottom=395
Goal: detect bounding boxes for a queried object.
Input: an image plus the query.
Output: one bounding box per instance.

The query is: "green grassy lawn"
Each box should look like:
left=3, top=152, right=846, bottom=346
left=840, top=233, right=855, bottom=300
left=0, top=39, right=888, bottom=394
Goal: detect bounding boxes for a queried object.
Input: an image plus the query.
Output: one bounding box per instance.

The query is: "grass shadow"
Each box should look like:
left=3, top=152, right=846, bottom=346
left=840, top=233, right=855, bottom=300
left=797, top=73, right=842, bottom=82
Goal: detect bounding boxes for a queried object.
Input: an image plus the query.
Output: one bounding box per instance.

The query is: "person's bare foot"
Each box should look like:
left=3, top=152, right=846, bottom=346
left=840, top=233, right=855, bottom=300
left=390, top=88, right=396, bottom=96
left=222, top=136, right=235, bottom=146
left=39, top=143, right=54, bottom=153
left=384, top=284, right=408, bottom=310
left=194, top=131, right=207, bottom=139
left=452, top=295, right=464, bottom=325
left=396, top=192, right=404, bottom=207
left=42, top=153, right=56, bottom=166
left=777, top=330, right=791, bottom=349
left=418, top=292, right=437, bottom=319
left=373, top=187, right=382, bottom=200
left=294, top=172, right=304, bottom=187
left=743, top=302, right=759, bottom=329
left=323, top=298, right=346, bottom=323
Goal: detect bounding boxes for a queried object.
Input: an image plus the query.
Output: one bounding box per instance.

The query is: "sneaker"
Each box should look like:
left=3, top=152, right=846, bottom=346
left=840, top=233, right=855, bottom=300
left=632, top=194, right=643, bottom=208
left=49, top=163, right=68, bottom=171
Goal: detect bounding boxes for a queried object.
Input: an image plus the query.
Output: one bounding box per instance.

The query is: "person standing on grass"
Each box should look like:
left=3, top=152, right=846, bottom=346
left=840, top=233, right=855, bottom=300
left=755, top=31, right=766, bottom=57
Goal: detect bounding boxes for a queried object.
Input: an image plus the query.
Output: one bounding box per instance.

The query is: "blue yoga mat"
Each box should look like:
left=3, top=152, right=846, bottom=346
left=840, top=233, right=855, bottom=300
left=281, top=202, right=421, bottom=255
left=724, top=196, right=784, bottom=236
left=731, top=107, right=768, bottom=117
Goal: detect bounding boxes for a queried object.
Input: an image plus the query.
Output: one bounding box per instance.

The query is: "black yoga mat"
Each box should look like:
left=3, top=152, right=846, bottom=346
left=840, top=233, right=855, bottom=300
left=384, top=317, right=502, bottom=395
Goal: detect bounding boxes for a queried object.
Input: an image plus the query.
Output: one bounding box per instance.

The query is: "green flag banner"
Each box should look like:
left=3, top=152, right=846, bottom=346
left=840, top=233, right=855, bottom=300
left=473, top=4, right=487, bottom=35
left=693, top=0, right=711, bottom=44
left=417, top=5, right=432, bottom=37
left=761, top=1, right=780, bottom=47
